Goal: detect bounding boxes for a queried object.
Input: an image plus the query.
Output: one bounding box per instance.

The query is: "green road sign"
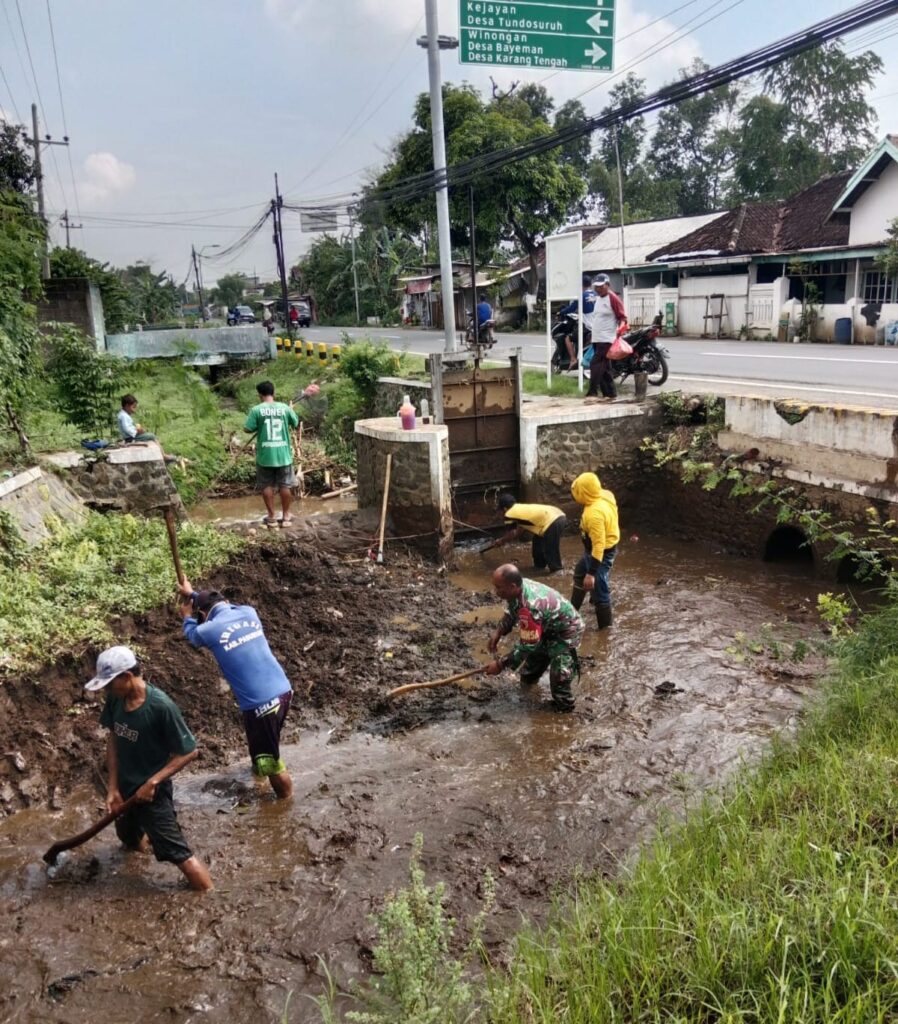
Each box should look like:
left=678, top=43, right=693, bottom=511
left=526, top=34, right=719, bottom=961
left=459, top=1, right=615, bottom=72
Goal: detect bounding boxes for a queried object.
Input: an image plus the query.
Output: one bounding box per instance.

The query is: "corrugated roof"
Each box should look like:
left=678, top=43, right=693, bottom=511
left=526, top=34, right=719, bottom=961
left=584, top=213, right=720, bottom=268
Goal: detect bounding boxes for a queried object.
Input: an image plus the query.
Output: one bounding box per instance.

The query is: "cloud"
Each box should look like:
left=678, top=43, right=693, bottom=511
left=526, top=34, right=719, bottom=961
left=80, top=152, right=136, bottom=204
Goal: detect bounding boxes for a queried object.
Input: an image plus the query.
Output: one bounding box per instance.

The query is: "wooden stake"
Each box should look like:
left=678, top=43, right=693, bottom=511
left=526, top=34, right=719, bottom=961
left=376, top=453, right=392, bottom=565
left=387, top=665, right=486, bottom=699
left=163, top=507, right=186, bottom=586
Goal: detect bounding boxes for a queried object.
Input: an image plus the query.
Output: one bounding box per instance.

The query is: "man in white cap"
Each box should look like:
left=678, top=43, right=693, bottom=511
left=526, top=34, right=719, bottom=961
left=86, top=645, right=213, bottom=891
left=586, top=273, right=628, bottom=403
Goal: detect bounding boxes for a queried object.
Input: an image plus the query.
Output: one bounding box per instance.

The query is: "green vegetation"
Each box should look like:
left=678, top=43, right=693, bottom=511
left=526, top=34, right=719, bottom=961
left=520, top=370, right=582, bottom=398
left=316, top=834, right=494, bottom=1024
left=0, top=511, right=243, bottom=673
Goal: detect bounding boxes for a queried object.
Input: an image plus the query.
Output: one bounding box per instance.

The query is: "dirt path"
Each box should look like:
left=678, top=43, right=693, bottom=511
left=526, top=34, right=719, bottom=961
left=0, top=534, right=825, bottom=1023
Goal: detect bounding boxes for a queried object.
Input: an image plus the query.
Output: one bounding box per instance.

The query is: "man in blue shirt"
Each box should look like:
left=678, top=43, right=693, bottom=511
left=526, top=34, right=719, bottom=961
left=178, top=579, right=294, bottom=799
left=476, top=299, right=493, bottom=326
left=559, top=274, right=597, bottom=369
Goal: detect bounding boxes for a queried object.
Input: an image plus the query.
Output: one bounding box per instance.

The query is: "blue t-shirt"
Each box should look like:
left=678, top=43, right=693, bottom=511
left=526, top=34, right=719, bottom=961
left=477, top=300, right=493, bottom=325
left=183, top=603, right=292, bottom=711
left=560, top=289, right=597, bottom=317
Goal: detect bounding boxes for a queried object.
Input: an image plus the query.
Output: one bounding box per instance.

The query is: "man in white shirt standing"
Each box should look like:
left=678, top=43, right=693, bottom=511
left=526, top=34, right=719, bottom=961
left=586, top=274, right=628, bottom=403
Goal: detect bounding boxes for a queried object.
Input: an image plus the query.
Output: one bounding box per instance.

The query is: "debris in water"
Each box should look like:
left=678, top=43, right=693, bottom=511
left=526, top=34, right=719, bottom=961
left=654, top=681, right=684, bottom=698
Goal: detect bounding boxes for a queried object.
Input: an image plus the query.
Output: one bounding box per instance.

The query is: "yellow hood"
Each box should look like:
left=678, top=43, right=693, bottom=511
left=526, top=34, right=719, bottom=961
left=571, top=472, right=602, bottom=505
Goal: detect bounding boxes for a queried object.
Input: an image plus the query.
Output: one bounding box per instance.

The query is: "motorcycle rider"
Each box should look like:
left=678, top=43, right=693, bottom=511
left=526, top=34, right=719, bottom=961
left=477, top=298, right=493, bottom=327
left=586, top=273, right=627, bottom=402
left=558, top=273, right=597, bottom=369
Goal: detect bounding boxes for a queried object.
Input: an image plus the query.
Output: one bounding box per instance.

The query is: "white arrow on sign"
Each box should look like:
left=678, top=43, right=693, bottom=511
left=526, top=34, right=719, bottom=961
left=587, top=11, right=610, bottom=33
left=584, top=41, right=607, bottom=63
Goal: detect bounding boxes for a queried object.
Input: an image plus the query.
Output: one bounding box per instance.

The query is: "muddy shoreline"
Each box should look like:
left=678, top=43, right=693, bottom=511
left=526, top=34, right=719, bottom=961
left=0, top=532, right=827, bottom=1023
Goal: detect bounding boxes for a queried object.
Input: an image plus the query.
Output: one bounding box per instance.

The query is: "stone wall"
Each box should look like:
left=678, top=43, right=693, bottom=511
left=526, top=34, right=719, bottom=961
left=373, top=377, right=433, bottom=420
left=37, top=277, right=105, bottom=344
left=41, top=443, right=182, bottom=515
left=0, top=467, right=86, bottom=546
left=521, top=399, right=663, bottom=519
left=355, top=418, right=452, bottom=562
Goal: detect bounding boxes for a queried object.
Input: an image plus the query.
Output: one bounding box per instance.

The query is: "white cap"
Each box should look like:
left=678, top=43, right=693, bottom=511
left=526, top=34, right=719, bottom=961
left=85, top=645, right=138, bottom=691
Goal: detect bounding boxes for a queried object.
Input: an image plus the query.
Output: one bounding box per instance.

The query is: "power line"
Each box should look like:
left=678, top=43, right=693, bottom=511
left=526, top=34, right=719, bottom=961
left=0, top=61, right=23, bottom=124
left=45, top=0, right=81, bottom=221
left=11, top=0, right=69, bottom=212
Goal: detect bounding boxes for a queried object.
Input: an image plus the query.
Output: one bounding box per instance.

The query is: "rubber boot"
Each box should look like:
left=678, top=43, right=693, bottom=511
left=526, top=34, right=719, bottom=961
left=595, top=603, right=613, bottom=629
left=571, top=583, right=586, bottom=610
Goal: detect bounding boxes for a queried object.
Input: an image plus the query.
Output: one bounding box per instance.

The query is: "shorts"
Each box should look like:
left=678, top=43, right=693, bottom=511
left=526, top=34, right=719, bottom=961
left=256, top=464, right=296, bottom=490
left=114, top=780, right=193, bottom=864
left=242, top=691, right=292, bottom=776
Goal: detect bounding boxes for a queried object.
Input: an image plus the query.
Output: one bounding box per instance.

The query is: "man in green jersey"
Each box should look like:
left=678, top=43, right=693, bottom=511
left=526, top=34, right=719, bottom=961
left=244, top=380, right=300, bottom=526
left=87, top=645, right=213, bottom=891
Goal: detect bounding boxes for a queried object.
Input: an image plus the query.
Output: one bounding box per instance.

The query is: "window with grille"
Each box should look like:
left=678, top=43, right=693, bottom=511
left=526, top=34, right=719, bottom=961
left=862, top=271, right=896, bottom=304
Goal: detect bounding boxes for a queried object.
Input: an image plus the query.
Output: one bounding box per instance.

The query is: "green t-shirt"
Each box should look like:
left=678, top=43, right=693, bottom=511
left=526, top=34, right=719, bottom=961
left=100, top=684, right=196, bottom=798
left=244, top=401, right=300, bottom=467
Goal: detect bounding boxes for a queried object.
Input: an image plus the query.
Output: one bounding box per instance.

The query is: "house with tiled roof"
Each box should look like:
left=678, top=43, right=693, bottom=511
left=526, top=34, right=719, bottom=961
left=624, top=136, right=898, bottom=341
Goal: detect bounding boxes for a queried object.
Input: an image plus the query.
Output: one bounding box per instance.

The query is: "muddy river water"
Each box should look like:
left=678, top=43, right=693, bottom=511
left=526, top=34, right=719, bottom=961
left=0, top=534, right=826, bottom=1023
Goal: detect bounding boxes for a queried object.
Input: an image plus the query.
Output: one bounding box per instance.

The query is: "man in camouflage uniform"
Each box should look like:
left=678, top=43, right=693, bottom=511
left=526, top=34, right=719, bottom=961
left=485, top=563, right=584, bottom=712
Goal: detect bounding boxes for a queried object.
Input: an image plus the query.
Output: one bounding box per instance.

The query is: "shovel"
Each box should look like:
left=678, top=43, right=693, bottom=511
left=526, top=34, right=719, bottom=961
left=163, top=506, right=186, bottom=586
left=43, top=794, right=140, bottom=866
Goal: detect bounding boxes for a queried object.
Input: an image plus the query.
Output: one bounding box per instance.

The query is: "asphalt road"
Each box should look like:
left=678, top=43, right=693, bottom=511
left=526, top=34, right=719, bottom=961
left=300, top=325, right=898, bottom=409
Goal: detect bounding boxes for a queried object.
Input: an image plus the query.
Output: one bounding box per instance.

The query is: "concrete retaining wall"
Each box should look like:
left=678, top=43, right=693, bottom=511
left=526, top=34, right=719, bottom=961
left=37, top=277, right=105, bottom=344
left=719, top=395, right=898, bottom=502
left=372, top=377, right=433, bottom=420
left=521, top=399, right=663, bottom=517
left=0, top=467, right=86, bottom=546
left=41, top=443, right=182, bottom=515
left=355, top=418, right=452, bottom=562
left=105, top=326, right=274, bottom=365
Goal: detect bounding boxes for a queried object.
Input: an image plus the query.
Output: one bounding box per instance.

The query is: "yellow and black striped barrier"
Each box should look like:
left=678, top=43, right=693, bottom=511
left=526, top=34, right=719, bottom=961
left=318, top=343, right=329, bottom=369
left=275, top=336, right=283, bottom=352
left=283, top=336, right=293, bottom=354
left=276, top=338, right=343, bottom=366
left=304, top=340, right=314, bottom=364
left=330, top=344, right=340, bottom=366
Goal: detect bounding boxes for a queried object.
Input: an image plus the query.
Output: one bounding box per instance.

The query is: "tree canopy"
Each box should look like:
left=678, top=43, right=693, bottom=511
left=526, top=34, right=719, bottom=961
left=211, top=273, right=247, bottom=309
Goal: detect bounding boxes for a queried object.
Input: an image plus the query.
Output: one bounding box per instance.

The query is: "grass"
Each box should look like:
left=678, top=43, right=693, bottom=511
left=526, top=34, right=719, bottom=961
left=521, top=369, right=583, bottom=397
left=0, top=510, right=243, bottom=673
left=481, top=599, right=898, bottom=1023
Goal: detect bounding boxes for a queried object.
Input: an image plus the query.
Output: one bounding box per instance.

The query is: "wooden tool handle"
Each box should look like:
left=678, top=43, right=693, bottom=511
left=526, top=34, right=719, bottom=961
left=43, top=794, right=141, bottom=865
left=387, top=665, right=486, bottom=699
left=163, top=507, right=186, bottom=586
left=376, top=453, right=392, bottom=560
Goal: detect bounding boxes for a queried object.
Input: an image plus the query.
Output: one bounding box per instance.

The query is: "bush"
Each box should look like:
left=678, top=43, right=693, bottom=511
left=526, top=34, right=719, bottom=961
left=338, top=337, right=406, bottom=410
left=45, top=322, right=129, bottom=437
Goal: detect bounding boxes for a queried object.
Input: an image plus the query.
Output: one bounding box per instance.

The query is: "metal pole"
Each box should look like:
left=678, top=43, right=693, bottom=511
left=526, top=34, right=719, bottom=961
left=349, top=205, right=362, bottom=326
left=424, top=0, right=457, bottom=353
left=468, top=183, right=478, bottom=351
left=32, top=104, right=50, bottom=279
left=63, top=209, right=70, bottom=248
left=192, top=246, right=207, bottom=322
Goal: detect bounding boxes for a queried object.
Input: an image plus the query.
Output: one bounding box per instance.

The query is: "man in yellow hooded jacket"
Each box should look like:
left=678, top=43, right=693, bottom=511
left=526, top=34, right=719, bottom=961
left=570, top=472, right=620, bottom=629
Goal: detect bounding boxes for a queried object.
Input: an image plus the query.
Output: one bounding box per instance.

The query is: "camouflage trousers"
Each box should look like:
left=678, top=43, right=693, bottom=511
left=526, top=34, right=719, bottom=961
left=519, top=641, right=580, bottom=712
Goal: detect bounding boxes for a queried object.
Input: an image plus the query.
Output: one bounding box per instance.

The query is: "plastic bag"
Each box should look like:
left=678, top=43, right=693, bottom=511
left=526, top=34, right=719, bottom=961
left=580, top=344, right=595, bottom=369
left=608, top=336, right=633, bottom=360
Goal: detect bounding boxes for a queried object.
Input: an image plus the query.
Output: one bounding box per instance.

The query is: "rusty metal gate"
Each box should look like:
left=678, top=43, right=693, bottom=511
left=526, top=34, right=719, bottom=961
left=431, top=354, right=522, bottom=508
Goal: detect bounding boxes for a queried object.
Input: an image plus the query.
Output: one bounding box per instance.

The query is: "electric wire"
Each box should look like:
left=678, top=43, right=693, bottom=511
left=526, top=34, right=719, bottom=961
left=13, top=0, right=69, bottom=212
left=0, top=61, right=23, bottom=124
left=45, top=0, right=81, bottom=223
left=285, top=13, right=425, bottom=195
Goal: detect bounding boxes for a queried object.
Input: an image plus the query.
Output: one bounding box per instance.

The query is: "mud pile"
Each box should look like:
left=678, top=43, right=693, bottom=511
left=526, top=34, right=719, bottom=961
left=0, top=540, right=483, bottom=816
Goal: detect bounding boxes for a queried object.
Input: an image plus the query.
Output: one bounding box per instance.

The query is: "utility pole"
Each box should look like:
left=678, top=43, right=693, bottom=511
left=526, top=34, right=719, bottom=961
left=468, top=184, right=479, bottom=351
left=60, top=209, right=82, bottom=249
left=31, top=104, right=50, bottom=279
left=418, top=1, right=458, bottom=353
left=348, top=204, right=362, bottom=326
left=612, top=124, right=628, bottom=272
left=273, top=174, right=291, bottom=336
left=191, top=245, right=206, bottom=321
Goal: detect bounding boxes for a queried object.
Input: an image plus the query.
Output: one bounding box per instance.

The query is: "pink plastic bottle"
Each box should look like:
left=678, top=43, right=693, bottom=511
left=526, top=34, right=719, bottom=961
left=399, top=394, right=416, bottom=431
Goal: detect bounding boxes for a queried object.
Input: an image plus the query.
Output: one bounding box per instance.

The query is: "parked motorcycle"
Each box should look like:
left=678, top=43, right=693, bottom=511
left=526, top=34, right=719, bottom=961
left=611, top=314, right=669, bottom=386
left=550, top=312, right=591, bottom=373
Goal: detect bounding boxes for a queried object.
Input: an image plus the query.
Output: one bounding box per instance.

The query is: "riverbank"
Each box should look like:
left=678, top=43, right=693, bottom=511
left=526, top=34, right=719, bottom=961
left=473, top=590, right=898, bottom=1022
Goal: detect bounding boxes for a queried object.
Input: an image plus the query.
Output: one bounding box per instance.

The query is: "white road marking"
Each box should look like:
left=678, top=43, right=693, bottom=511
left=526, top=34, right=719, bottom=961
left=700, top=351, right=898, bottom=365
left=669, top=375, right=898, bottom=401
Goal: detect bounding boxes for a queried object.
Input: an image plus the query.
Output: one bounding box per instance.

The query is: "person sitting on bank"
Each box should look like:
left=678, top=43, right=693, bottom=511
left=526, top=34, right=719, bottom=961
left=117, top=394, right=157, bottom=442
left=481, top=494, right=567, bottom=572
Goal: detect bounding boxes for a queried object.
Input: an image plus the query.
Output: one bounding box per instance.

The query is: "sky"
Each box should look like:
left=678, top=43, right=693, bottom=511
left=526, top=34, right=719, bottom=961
left=1, top=0, right=897, bottom=288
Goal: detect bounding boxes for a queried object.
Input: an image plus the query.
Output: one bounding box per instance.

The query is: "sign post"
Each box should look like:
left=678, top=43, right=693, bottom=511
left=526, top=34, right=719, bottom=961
left=459, top=1, right=615, bottom=72
left=545, top=231, right=583, bottom=391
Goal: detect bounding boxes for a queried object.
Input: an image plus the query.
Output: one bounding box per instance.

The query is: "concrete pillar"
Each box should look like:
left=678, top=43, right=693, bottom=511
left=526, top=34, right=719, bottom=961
left=354, top=418, right=453, bottom=562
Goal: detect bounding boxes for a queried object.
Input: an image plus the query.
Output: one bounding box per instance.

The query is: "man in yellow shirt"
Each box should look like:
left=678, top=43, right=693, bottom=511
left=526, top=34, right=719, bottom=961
left=481, top=493, right=567, bottom=572
left=571, top=472, right=620, bottom=629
